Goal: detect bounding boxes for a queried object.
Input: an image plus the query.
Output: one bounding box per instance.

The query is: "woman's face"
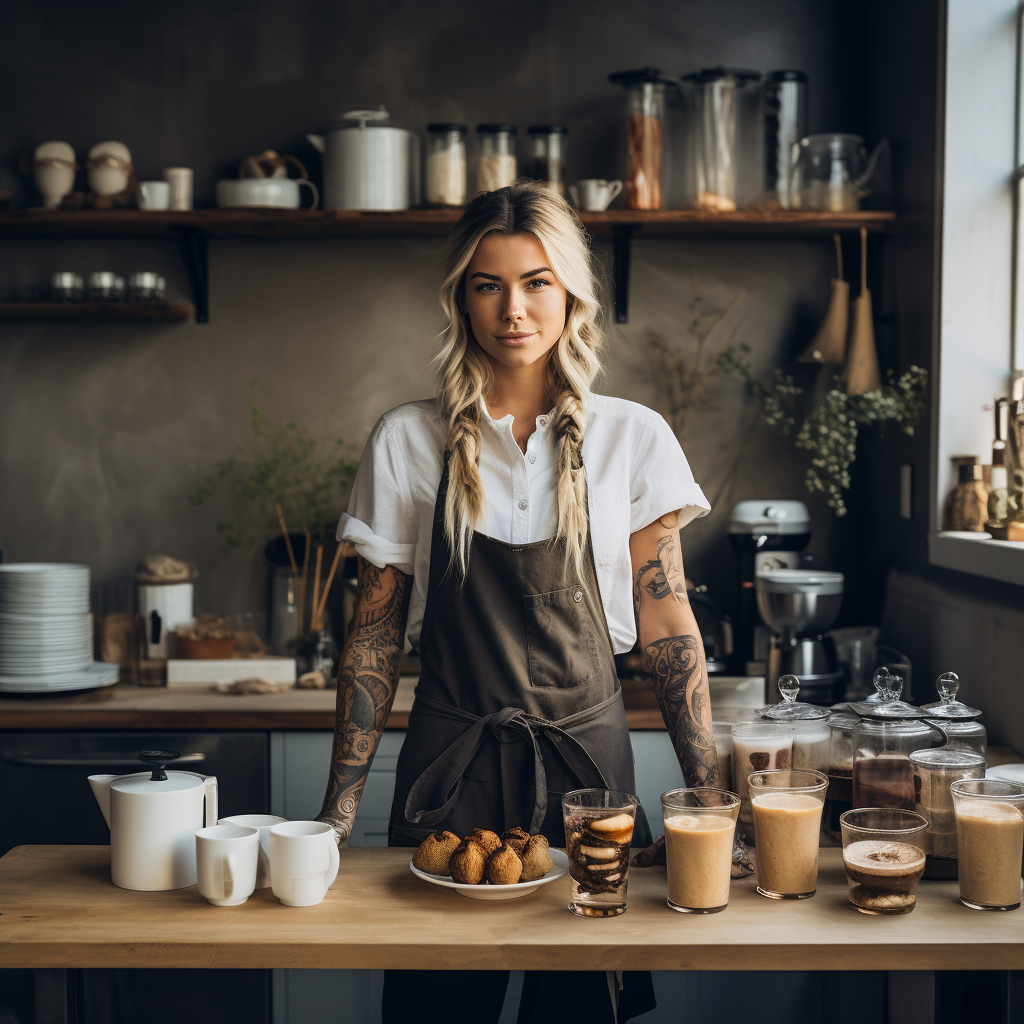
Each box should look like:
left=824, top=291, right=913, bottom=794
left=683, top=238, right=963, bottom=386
left=463, top=231, right=568, bottom=371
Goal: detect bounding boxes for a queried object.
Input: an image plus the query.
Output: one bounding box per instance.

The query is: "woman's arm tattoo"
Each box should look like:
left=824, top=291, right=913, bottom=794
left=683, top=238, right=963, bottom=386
left=319, top=559, right=409, bottom=840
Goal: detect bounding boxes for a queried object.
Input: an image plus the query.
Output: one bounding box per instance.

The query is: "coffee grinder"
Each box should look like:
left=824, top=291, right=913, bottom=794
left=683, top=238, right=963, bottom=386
left=755, top=569, right=844, bottom=705
left=727, top=501, right=811, bottom=673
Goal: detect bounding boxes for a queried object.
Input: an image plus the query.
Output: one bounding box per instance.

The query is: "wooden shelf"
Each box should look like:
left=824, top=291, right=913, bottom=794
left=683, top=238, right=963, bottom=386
left=0, top=208, right=897, bottom=240
left=0, top=301, right=192, bottom=321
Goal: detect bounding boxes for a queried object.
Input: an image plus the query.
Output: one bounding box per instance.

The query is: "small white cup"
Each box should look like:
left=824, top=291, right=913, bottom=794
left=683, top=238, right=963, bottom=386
left=220, top=814, right=287, bottom=888
left=269, top=820, right=340, bottom=907
left=196, top=824, right=259, bottom=907
left=568, top=178, right=623, bottom=211
left=163, top=167, right=194, bottom=211
left=137, top=180, right=171, bottom=210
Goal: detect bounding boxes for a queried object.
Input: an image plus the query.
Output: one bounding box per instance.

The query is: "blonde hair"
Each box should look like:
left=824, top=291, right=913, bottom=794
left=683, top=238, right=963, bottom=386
left=435, top=181, right=604, bottom=580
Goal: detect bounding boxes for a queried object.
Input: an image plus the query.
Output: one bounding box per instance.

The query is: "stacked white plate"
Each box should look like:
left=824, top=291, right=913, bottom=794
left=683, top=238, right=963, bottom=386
left=0, top=563, right=117, bottom=693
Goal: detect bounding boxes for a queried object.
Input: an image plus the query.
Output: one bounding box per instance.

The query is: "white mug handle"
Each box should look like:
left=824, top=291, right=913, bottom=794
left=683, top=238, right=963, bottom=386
left=221, top=852, right=239, bottom=902
left=606, top=180, right=623, bottom=203
left=322, top=832, right=340, bottom=897
left=297, top=179, right=319, bottom=210
left=203, top=776, right=219, bottom=827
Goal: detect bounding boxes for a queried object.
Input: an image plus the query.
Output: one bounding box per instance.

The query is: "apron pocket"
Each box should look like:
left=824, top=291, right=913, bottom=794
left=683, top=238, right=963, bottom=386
left=525, top=585, right=602, bottom=688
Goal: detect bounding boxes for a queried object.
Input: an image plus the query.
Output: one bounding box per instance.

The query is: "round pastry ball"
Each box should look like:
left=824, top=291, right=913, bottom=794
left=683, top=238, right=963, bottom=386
left=412, top=830, right=461, bottom=876
left=486, top=842, right=523, bottom=885
left=501, top=826, right=530, bottom=857
left=520, top=834, right=554, bottom=882
left=449, top=839, right=487, bottom=885
left=465, top=828, right=501, bottom=857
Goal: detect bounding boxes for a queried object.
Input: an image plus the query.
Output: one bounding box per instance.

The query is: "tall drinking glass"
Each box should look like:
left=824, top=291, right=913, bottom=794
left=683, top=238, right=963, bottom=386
left=661, top=788, right=740, bottom=914
left=749, top=768, right=827, bottom=899
left=952, top=778, right=1024, bottom=911
left=563, top=789, right=637, bottom=917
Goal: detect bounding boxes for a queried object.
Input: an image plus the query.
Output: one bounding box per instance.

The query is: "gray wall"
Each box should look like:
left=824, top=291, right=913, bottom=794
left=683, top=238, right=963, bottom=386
left=2, top=1, right=873, bottom=625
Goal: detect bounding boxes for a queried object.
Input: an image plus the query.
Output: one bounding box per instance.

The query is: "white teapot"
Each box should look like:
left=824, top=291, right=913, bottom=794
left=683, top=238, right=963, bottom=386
left=89, top=750, right=218, bottom=891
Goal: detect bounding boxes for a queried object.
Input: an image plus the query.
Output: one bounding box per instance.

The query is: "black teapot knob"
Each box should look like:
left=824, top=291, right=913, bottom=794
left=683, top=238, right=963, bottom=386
left=138, top=749, right=180, bottom=781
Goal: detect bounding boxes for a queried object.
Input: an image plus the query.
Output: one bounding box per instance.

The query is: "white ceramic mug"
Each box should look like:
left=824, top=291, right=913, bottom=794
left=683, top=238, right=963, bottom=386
left=137, top=181, right=171, bottom=210
left=216, top=177, right=318, bottom=209
left=195, top=824, right=259, bottom=907
left=568, top=178, right=623, bottom=211
left=220, top=813, right=287, bottom=888
left=269, top=820, right=340, bottom=907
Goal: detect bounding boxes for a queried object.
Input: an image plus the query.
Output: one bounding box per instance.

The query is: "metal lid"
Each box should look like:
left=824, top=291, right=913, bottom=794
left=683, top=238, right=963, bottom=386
left=527, top=125, right=569, bottom=134
left=766, top=69, right=809, bottom=83
left=682, top=66, right=761, bottom=84
left=759, top=675, right=830, bottom=721
left=426, top=123, right=467, bottom=133
left=477, top=123, right=517, bottom=134
left=726, top=500, right=810, bottom=535
left=609, top=68, right=675, bottom=87
left=755, top=569, right=844, bottom=596
left=920, top=672, right=982, bottom=720
left=909, top=748, right=986, bottom=770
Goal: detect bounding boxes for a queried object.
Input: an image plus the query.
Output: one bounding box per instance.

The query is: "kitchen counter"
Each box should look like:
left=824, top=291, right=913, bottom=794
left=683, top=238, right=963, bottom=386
left=2, top=844, right=1022, bottom=972
left=0, top=677, right=671, bottom=730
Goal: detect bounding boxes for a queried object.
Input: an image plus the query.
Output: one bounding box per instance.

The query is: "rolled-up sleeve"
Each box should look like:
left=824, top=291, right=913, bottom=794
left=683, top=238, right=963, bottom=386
left=629, top=415, right=711, bottom=533
left=336, top=415, right=417, bottom=574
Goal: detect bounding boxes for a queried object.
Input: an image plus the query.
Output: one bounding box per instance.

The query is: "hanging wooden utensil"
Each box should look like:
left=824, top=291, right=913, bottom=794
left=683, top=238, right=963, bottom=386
left=798, top=233, right=849, bottom=364
left=841, top=227, right=882, bottom=395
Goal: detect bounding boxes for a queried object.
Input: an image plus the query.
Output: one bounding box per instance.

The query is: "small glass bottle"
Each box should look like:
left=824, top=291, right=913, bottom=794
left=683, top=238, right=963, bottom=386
left=526, top=125, right=568, bottom=193
left=475, top=124, right=517, bottom=193
left=425, top=123, right=467, bottom=207
left=609, top=68, right=674, bottom=210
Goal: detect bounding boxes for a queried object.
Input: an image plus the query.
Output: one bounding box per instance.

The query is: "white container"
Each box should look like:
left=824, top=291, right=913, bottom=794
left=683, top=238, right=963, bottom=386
left=86, top=141, right=132, bottom=197
left=138, top=581, right=194, bottom=659
left=163, top=167, right=194, bottom=211
left=269, top=820, right=340, bottom=906
left=196, top=824, right=260, bottom=906
left=89, top=759, right=218, bottom=891
left=307, top=109, right=420, bottom=211
left=166, top=656, right=295, bottom=687
left=136, top=180, right=170, bottom=210
left=32, top=141, right=77, bottom=209
left=216, top=177, right=318, bottom=209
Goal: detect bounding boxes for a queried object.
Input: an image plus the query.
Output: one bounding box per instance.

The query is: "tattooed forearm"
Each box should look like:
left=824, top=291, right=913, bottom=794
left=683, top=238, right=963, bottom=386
left=318, top=558, right=410, bottom=841
left=645, top=634, right=719, bottom=786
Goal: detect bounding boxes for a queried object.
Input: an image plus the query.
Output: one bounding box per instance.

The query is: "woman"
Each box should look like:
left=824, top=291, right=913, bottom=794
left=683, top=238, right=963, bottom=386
left=318, top=182, right=716, bottom=1024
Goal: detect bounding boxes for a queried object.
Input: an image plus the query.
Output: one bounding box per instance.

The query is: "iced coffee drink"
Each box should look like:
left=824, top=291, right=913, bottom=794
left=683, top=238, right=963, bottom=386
left=952, top=779, right=1024, bottom=911
left=563, top=789, right=637, bottom=917
left=840, top=808, right=928, bottom=915
left=661, top=788, right=740, bottom=914
left=749, top=769, right=827, bottom=899
left=732, top=722, right=794, bottom=828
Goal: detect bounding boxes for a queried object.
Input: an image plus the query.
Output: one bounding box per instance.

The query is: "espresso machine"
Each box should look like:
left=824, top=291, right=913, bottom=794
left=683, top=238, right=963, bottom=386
left=755, top=568, right=844, bottom=705
left=727, top=500, right=811, bottom=673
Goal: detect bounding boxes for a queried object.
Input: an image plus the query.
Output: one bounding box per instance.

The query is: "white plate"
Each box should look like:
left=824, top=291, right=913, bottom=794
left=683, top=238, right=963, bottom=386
left=987, top=764, right=1024, bottom=784
left=409, top=848, right=568, bottom=900
left=0, top=661, right=118, bottom=692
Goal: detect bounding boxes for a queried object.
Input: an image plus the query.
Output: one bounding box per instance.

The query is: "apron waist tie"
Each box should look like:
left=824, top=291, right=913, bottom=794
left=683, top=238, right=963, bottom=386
left=404, top=690, right=621, bottom=834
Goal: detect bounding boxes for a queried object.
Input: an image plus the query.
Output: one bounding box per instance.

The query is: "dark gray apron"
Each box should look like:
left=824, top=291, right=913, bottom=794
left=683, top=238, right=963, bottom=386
left=388, top=451, right=652, bottom=849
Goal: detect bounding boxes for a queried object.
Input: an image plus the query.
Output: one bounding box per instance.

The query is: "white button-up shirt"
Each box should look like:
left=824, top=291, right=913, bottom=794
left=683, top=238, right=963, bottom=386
left=338, top=395, right=710, bottom=654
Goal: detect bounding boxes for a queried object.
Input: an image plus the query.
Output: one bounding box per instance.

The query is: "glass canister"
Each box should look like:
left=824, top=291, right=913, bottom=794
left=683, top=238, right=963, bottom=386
left=828, top=712, right=858, bottom=780
left=910, top=748, right=986, bottom=876
left=609, top=68, right=675, bottom=210
left=852, top=717, right=946, bottom=811
left=681, top=66, right=760, bottom=212
left=921, top=671, right=987, bottom=758
left=475, top=124, right=517, bottom=193
left=712, top=721, right=733, bottom=791
left=425, top=123, right=467, bottom=206
left=763, top=70, right=808, bottom=209
left=526, top=125, right=568, bottom=193
left=759, top=675, right=830, bottom=773
left=790, top=133, right=868, bottom=211
left=731, top=720, right=793, bottom=837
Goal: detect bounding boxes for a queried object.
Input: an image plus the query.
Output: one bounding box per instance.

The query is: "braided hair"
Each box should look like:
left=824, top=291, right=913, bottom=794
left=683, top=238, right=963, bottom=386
left=435, top=182, right=603, bottom=580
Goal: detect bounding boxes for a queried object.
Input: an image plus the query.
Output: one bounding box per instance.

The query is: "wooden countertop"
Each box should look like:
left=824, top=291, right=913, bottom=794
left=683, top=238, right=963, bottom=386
left=1, top=845, right=1021, bottom=971
left=0, top=678, right=671, bottom=731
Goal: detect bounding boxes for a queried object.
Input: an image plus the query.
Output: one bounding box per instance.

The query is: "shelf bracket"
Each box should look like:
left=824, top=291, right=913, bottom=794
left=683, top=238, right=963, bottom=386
left=176, top=227, right=209, bottom=324
left=611, top=225, right=638, bottom=323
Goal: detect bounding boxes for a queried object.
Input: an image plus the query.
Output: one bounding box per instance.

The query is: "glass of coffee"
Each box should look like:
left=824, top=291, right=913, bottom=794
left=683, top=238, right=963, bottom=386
left=748, top=768, right=828, bottom=899
left=562, top=789, right=638, bottom=917
left=661, top=788, right=740, bottom=914
left=839, top=807, right=928, bottom=915
left=951, top=778, right=1024, bottom=911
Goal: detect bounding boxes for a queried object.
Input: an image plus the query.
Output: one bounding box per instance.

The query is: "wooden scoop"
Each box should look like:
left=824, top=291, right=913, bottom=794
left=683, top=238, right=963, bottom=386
left=798, top=234, right=849, bottom=364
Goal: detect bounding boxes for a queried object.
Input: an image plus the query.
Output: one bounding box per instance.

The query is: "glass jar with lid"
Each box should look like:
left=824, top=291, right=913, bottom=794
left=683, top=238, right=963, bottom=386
left=475, top=124, right=517, bottom=193
left=609, top=68, right=676, bottom=210
left=921, top=671, right=987, bottom=759
left=910, top=748, right=985, bottom=873
left=527, top=125, right=568, bottom=193
left=425, top=123, right=467, bottom=207
left=760, top=675, right=831, bottom=773
left=852, top=716, right=946, bottom=811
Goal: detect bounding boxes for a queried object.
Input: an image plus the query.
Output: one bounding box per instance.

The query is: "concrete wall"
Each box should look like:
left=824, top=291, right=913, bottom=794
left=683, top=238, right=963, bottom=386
left=0, top=0, right=871, bottom=623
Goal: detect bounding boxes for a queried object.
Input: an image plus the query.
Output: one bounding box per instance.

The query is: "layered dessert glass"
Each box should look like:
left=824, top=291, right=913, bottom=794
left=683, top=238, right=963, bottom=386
left=563, top=789, right=637, bottom=917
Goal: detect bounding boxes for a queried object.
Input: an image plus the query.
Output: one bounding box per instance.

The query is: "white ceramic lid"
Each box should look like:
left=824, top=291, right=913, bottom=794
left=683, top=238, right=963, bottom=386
left=727, top=500, right=810, bottom=534
left=110, top=770, right=205, bottom=794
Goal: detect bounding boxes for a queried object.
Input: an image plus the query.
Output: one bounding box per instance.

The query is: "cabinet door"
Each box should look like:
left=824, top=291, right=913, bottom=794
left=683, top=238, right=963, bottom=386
left=629, top=730, right=684, bottom=838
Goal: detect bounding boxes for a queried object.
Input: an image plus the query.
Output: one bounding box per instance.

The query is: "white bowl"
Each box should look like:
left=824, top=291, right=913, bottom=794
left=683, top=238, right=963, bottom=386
left=409, top=848, right=568, bottom=900
left=987, top=764, right=1024, bottom=785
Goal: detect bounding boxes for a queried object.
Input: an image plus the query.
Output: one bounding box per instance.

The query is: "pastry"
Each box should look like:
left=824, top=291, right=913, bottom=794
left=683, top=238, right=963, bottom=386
left=485, top=843, right=523, bottom=885
left=412, top=831, right=461, bottom=876
left=501, top=826, right=530, bottom=856
left=449, top=839, right=487, bottom=884
left=519, top=834, right=554, bottom=882
left=465, top=828, right=501, bottom=857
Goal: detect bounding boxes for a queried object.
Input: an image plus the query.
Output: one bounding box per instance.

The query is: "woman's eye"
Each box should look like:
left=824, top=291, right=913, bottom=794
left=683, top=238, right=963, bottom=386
left=476, top=282, right=499, bottom=292
left=527, top=278, right=550, bottom=288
